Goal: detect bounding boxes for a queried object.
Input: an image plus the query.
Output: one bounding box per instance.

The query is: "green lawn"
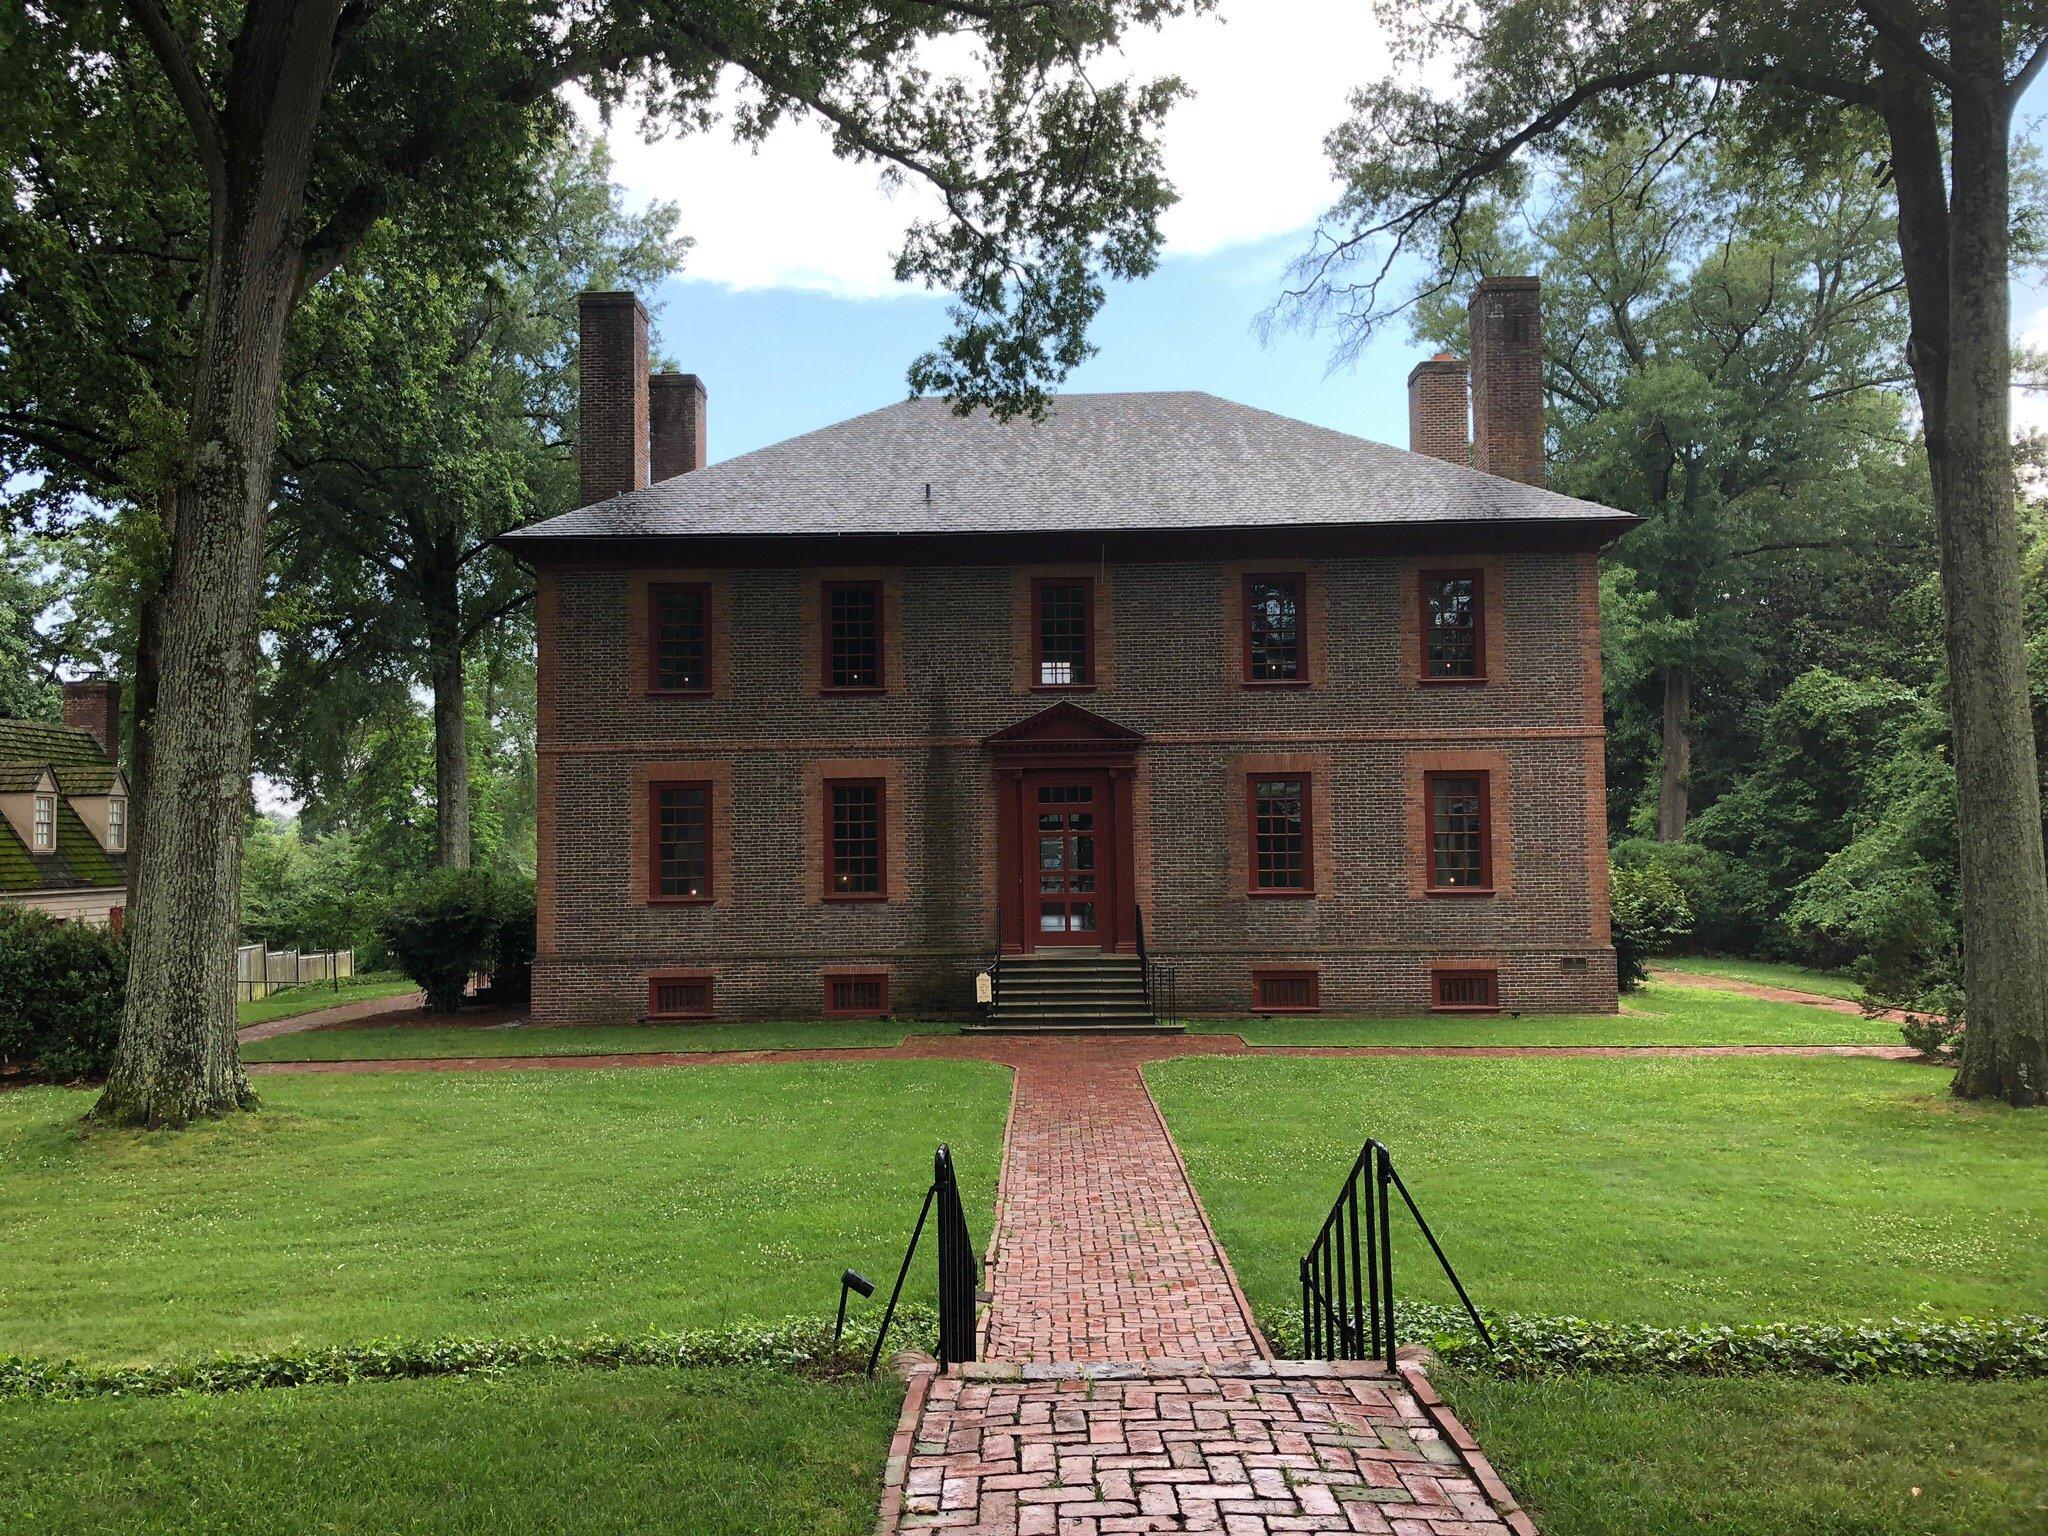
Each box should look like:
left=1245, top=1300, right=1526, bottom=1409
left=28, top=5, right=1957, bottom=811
left=1439, top=1373, right=2048, bottom=1536
left=0, top=1366, right=896, bottom=1535
left=0, top=1062, right=1009, bottom=1364
left=241, top=1017, right=957, bottom=1062
left=1148, top=1054, right=2047, bottom=1324
left=1186, top=980, right=1896, bottom=1046
left=1653, top=955, right=1867, bottom=1003
left=235, top=974, right=417, bottom=1028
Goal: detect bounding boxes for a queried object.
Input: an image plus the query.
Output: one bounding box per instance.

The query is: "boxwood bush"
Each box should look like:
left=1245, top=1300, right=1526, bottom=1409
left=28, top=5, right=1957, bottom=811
left=378, top=868, right=536, bottom=1013
left=0, top=905, right=125, bottom=1081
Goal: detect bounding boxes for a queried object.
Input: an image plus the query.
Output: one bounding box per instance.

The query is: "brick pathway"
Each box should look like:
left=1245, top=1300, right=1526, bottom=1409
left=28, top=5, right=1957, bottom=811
left=878, top=1042, right=1531, bottom=1535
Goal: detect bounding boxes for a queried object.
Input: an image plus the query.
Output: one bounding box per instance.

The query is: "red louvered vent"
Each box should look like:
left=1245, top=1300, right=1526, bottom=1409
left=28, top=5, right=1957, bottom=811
left=1431, top=969, right=1500, bottom=1012
left=1253, top=970, right=1320, bottom=1013
left=825, top=973, right=889, bottom=1018
left=648, top=974, right=712, bottom=1020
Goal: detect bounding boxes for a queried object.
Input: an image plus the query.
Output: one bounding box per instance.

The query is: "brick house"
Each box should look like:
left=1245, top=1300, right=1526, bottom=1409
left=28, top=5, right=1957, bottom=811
left=505, top=279, right=1634, bottom=1026
left=0, top=680, right=130, bottom=929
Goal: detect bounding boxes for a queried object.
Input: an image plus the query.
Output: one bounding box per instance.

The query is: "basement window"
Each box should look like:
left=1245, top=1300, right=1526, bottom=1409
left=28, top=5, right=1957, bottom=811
left=1253, top=969, right=1320, bottom=1013
left=1431, top=968, right=1500, bottom=1012
left=647, top=973, right=713, bottom=1020
left=825, top=972, right=890, bottom=1017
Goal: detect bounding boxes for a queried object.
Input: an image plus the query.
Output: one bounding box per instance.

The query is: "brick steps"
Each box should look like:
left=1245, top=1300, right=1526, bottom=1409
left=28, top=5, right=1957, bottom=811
left=971, top=951, right=1179, bottom=1035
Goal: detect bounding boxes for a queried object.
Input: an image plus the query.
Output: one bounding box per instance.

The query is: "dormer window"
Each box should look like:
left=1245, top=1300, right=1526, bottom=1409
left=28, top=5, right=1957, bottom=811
left=32, top=793, right=55, bottom=852
left=107, top=795, right=128, bottom=853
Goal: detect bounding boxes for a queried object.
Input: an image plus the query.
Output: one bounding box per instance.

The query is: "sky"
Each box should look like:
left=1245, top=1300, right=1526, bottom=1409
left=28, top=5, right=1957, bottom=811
left=579, top=2, right=2048, bottom=463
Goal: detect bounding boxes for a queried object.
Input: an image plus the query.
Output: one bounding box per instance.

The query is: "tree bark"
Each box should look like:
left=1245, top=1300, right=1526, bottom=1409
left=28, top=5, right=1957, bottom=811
left=428, top=596, right=472, bottom=870
left=94, top=0, right=345, bottom=1127
left=1657, top=664, right=1691, bottom=841
left=1933, top=16, right=2048, bottom=1106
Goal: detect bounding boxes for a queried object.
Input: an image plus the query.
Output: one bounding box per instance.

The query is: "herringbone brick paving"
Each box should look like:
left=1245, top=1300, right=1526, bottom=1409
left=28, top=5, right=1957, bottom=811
left=884, top=1043, right=1523, bottom=1535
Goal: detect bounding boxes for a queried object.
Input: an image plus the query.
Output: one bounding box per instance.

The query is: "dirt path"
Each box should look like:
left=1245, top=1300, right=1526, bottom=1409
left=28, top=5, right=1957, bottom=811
left=1650, top=967, right=1912, bottom=1022
left=236, top=990, right=426, bottom=1043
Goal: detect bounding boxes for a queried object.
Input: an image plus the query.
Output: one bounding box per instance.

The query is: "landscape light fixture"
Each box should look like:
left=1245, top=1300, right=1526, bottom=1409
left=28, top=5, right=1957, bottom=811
left=834, top=1267, right=875, bottom=1346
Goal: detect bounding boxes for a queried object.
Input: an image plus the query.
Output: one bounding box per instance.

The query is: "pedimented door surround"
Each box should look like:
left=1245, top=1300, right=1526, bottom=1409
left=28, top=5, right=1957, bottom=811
left=986, top=702, right=1142, bottom=955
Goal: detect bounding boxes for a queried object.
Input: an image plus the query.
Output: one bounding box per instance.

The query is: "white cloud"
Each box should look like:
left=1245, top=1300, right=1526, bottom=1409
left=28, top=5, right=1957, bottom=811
left=575, top=1, right=1388, bottom=299
left=2017, top=300, right=2048, bottom=437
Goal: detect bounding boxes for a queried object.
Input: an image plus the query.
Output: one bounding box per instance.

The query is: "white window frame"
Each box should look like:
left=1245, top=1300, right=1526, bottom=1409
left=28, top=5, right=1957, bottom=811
left=107, top=795, right=127, bottom=852
left=32, top=793, right=55, bottom=852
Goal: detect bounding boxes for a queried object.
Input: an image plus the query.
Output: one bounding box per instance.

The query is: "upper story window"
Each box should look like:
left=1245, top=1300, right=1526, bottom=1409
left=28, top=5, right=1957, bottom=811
left=822, top=581, right=884, bottom=691
left=1032, top=578, right=1093, bottom=688
left=825, top=779, right=886, bottom=899
left=107, top=796, right=127, bottom=853
left=649, top=780, right=711, bottom=903
left=1426, top=771, right=1493, bottom=892
left=32, top=793, right=55, bottom=852
left=650, top=583, right=710, bottom=694
left=1244, top=574, right=1305, bottom=684
left=1248, top=774, right=1313, bottom=895
left=1421, top=571, right=1485, bottom=681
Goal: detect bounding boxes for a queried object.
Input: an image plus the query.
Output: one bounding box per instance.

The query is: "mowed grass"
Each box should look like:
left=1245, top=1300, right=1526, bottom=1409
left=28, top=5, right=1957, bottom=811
left=235, top=974, right=417, bottom=1027
left=241, top=1017, right=956, bottom=1062
left=1653, top=955, right=1867, bottom=1003
left=1187, top=981, right=1895, bottom=1046
left=0, top=1061, right=1009, bottom=1364
left=1147, top=1054, right=2048, bottom=1324
left=1438, top=1373, right=2048, bottom=1536
left=0, top=1367, right=897, bottom=1536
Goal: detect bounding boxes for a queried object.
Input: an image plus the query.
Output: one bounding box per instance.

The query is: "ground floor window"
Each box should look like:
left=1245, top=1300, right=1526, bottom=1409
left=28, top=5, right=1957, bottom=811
left=649, top=780, right=712, bottom=902
left=1248, top=774, right=1313, bottom=894
left=825, top=779, right=886, bottom=899
left=647, top=971, right=714, bottom=1019
left=1425, top=771, right=1492, bottom=892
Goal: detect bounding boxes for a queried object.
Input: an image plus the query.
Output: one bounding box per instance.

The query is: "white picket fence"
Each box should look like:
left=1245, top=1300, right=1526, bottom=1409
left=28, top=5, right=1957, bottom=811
left=235, top=943, right=355, bottom=1003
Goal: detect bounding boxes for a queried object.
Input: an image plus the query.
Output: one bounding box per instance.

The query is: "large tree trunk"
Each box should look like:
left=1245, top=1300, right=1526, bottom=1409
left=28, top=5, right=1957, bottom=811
left=1657, top=664, right=1691, bottom=841
left=94, top=0, right=344, bottom=1127
left=428, top=597, right=472, bottom=870
left=1933, top=28, right=2048, bottom=1106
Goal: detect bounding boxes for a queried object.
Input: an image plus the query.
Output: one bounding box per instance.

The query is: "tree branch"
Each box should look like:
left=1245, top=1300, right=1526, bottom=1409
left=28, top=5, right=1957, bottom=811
left=123, top=0, right=227, bottom=204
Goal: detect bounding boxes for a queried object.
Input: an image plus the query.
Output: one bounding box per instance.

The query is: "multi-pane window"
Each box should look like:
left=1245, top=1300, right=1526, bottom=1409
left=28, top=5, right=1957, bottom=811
left=1248, top=775, right=1312, bottom=893
left=650, top=782, right=711, bottom=901
left=1244, top=575, right=1305, bottom=683
left=822, top=581, right=883, bottom=690
left=1421, top=572, right=1484, bottom=680
left=1427, top=772, right=1492, bottom=890
left=1033, top=579, right=1092, bottom=687
left=650, top=583, right=709, bottom=693
left=826, top=779, right=885, bottom=899
left=107, top=796, right=127, bottom=852
left=32, top=793, right=54, bottom=852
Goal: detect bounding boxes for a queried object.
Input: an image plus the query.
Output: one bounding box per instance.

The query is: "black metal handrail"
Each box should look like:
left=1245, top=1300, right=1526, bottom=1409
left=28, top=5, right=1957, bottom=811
left=866, top=1143, right=980, bottom=1375
left=1299, top=1139, right=1491, bottom=1368
left=985, top=904, right=1003, bottom=1020
left=1134, top=909, right=1175, bottom=1028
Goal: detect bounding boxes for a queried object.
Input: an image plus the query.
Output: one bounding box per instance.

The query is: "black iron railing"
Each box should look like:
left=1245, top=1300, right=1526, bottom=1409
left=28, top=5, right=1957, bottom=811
left=1299, top=1139, right=1491, bottom=1368
left=866, top=1143, right=980, bottom=1375
left=985, top=905, right=1003, bottom=1020
left=1135, top=908, right=1176, bottom=1028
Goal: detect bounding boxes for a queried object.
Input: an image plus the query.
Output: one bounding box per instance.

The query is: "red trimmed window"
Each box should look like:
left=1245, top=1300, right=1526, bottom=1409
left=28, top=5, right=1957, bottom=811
left=1248, top=775, right=1313, bottom=894
left=1244, top=574, right=1306, bottom=684
left=648, top=972, right=713, bottom=1019
left=1432, top=968, right=1499, bottom=1012
left=1421, top=571, right=1485, bottom=681
left=1032, top=578, right=1093, bottom=687
left=822, top=581, right=884, bottom=691
left=649, top=780, right=712, bottom=902
left=1426, top=771, right=1492, bottom=892
left=1254, top=969, right=1320, bottom=1013
left=825, top=779, right=886, bottom=900
left=650, top=583, right=710, bottom=694
left=825, top=972, right=890, bottom=1017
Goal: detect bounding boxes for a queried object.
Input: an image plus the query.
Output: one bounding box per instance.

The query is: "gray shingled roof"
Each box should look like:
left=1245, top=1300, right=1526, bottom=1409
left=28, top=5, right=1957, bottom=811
left=503, top=392, right=1633, bottom=545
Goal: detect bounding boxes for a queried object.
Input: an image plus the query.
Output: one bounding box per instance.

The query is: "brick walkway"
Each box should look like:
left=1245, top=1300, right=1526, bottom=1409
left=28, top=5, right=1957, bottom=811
left=880, top=1043, right=1531, bottom=1535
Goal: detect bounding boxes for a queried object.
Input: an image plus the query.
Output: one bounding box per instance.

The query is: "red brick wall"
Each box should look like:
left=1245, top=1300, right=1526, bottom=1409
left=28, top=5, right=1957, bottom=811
left=578, top=293, right=649, bottom=506
left=1470, top=277, right=1545, bottom=487
left=648, top=372, right=706, bottom=482
left=532, top=548, right=1616, bottom=1022
left=1406, top=356, right=1470, bottom=465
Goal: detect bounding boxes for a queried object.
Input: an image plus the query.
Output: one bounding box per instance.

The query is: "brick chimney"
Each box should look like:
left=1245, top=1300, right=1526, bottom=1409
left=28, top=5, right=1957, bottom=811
left=578, top=291, right=651, bottom=506
left=649, top=372, right=707, bottom=481
left=1406, top=353, right=1470, bottom=465
left=1469, top=276, right=1545, bottom=487
left=63, top=677, right=121, bottom=762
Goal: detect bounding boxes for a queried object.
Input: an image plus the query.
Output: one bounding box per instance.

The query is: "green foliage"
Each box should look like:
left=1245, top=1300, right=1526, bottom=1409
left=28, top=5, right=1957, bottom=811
left=486, top=878, right=537, bottom=1009
left=0, top=1305, right=939, bottom=1405
left=1899, top=1005, right=1966, bottom=1064
left=0, top=907, right=124, bottom=1081
left=1608, top=860, right=1693, bottom=991
left=1611, top=837, right=1772, bottom=956
left=378, top=868, right=530, bottom=1012
left=240, top=818, right=395, bottom=959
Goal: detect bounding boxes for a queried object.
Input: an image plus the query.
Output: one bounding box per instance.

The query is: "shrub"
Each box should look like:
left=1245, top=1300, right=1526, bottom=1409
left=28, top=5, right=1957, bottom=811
left=1609, top=861, right=1693, bottom=991
left=0, top=906, right=125, bottom=1081
left=378, top=868, right=537, bottom=1013
left=1611, top=838, right=1771, bottom=956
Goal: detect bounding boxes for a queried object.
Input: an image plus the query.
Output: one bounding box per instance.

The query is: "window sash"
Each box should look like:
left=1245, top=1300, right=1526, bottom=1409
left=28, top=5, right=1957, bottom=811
left=32, top=794, right=54, bottom=850
left=650, top=583, right=710, bottom=694
left=822, top=581, right=884, bottom=690
left=1244, top=575, right=1305, bottom=683
left=107, top=797, right=127, bottom=851
left=649, top=782, right=711, bottom=902
left=825, top=779, right=886, bottom=899
left=1248, top=775, right=1313, bottom=893
left=1421, top=571, right=1485, bottom=680
left=1426, top=772, right=1492, bottom=890
left=1032, top=578, right=1092, bottom=687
